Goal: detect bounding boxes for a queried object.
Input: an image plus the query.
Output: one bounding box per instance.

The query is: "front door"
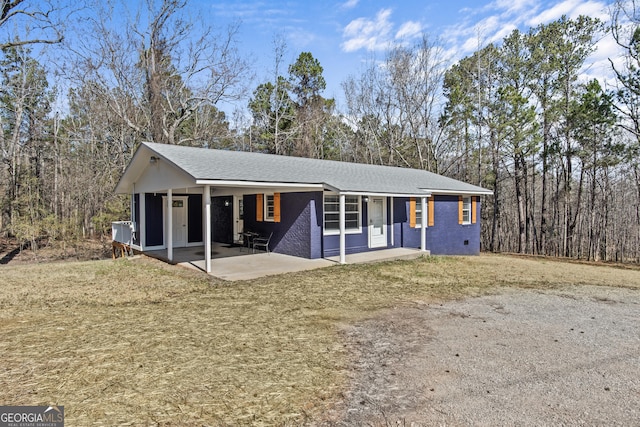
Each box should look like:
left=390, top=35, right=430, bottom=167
left=171, top=197, right=187, bottom=247
left=234, top=195, right=244, bottom=243
left=368, top=197, right=387, bottom=248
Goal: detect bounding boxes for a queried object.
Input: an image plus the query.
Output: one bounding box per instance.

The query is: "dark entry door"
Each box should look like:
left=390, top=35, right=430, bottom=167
left=212, top=196, right=234, bottom=244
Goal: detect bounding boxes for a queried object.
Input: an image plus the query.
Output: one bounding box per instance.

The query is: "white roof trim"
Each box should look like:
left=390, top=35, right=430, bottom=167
left=337, top=191, right=432, bottom=198
left=427, top=189, right=493, bottom=196
left=195, top=179, right=324, bottom=189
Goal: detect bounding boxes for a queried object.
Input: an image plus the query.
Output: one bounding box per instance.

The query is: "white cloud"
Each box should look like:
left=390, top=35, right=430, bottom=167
left=441, top=0, right=610, bottom=61
left=341, top=9, right=424, bottom=53
left=567, top=1, right=609, bottom=21
left=584, top=28, right=626, bottom=88
left=341, top=8, right=394, bottom=52
left=396, top=21, right=423, bottom=40
left=487, top=0, right=540, bottom=16
left=340, top=0, right=359, bottom=10
left=287, top=27, right=318, bottom=49
left=488, top=23, right=518, bottom=44
left=528, top=0, right=607, bottom=26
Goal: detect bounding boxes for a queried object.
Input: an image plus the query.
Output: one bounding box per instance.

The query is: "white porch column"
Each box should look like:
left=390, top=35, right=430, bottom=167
left=167, top=189, right=173, bottom=262
left=339, top=193, right=346, bottom=264
left=139, top=192, right=146, bottom=251
left=390, top=196, right=394, bottom=246
left=420, top=196, right=427, bottom=252
left=204, top=185, right=212, bottom=273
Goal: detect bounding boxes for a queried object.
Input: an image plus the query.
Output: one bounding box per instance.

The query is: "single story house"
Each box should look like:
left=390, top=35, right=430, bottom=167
left=113, top=142, right=492, bottom=272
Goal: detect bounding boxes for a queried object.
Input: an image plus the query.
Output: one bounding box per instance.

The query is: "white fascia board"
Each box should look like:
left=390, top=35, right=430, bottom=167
left=115, top=144, right=153, bottom=194
left=322, top=183, right=340, bottom=193
left=337, top=191, right=432, bottom=198
left=427, top=189, right=493, bottom=196
left=195, top=179, right=324, bottom=190
left=116, top=143, right=200, bottom=194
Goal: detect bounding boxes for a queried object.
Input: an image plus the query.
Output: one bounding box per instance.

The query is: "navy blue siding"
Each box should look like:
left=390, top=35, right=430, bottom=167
left=133, top=194, right=141, bottom=246
left=243, top=195, right=258, bottom=234
left=399, top=195, right=481, bottom=255
left=322, top=200, right=377, bottom=257
left=310, top=194, right=323, bottom=259
left=139, top=190, right=482, bottom=256
left=275, top=192, right=314, bottom=258
left=212, top=196, right=233, bottom=244
left=244, top=192, right=322, bottom=259
left=145, top=193, right=164, bottom=247
left=428, top=195, right=481, bottom=255
left=392, top=197, right=408, bottom=249
left=399, top=197, right=420, bottom=249
left=188, top=194, right=203, bottom=243
left=143, top=192, right=204, bottom=247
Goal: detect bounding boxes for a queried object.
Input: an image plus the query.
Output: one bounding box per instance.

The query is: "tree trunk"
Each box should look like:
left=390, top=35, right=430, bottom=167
left=515, top=155, right=527, bottom=254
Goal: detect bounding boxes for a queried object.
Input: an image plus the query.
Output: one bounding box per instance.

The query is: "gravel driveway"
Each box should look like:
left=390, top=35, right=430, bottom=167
left=319, top=285, right=640, bottom=426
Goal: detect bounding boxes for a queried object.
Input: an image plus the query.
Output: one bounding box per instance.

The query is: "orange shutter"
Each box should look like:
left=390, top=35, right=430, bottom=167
left=273, top=193, right=281, bottom=223
left=256, top=194, right=263, bottom=222
left=472, top=197, right=477, bottom=224
left=428, top=197, right=435, bottom=227
left=458, top=196, right=463, bottom=224
left=409, top=198, right=416, bottom=228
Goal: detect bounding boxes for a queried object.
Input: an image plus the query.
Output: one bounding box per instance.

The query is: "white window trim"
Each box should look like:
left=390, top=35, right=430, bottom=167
left=414, top=198, right=424, bottom=228
left=323, top=193, right=362, bottom=236
left=264, top=193, right=275, bottom=222
left=462, top=196, right=472, bottom=225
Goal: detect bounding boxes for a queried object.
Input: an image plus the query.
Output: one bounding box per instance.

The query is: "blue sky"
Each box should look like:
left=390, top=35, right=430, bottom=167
left=204, top=0, right=615, bottom=112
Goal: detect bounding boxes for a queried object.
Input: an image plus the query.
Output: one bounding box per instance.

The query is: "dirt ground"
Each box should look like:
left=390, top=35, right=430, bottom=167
left=318, top=285, right=640, bottom=426
left=0, top=236, right=110, bottom=265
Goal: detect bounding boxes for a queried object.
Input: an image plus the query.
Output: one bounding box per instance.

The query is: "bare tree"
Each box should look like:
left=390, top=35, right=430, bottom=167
left=0, top=0, right=70, bottom=49
left=610, top=0, right=640, bottom=262
left=69, top=0, right=250, bottom=146
left=342, top=35, right=447, bottom=169
left=248, top=34, right=297, bottom=155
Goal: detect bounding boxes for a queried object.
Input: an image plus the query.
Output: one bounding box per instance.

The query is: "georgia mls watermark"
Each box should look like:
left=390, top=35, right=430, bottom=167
left=0, top=406, right=64, bottom=427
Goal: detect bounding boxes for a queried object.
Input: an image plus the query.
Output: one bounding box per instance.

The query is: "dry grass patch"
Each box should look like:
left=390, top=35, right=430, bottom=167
left=0, top=254, right=639, bottom=425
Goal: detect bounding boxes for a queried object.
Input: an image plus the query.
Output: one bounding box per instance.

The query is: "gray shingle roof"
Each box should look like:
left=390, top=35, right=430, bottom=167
left=137, top=142, right=491, bottom=195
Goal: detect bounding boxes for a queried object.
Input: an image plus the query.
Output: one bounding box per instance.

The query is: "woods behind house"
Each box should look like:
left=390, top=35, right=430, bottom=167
left=2, top=0, right=640, bottom=262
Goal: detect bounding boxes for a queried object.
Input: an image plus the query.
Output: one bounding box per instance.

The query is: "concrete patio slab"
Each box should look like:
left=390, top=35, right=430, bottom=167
left=326, top=248, right=426, bottom=264
left=145, top=245, right=428, bottom=281
left=185, top=252, right=335, bottom=281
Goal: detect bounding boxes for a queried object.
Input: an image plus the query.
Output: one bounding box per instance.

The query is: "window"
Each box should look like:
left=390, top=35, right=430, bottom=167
left=324, top=194, right=361, bottom=234
left=256, top=193, right=280, bottom=222
left=462, top=196, right=471, bottom=224
left=414, top=198, right=422, bottom=228
left=411, top=197, right=434, bottom=227
left=265, top=194, right=275, bottom=221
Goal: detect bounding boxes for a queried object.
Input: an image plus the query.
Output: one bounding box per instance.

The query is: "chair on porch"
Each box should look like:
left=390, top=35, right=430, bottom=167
left=252, top=232, right=273, bottom=254
left=239, top=230, right=259, bottom=252
left=234, top=229, right=247, bottom=251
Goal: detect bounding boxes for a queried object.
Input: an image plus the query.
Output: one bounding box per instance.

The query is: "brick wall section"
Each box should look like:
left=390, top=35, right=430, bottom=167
left=399, top=195, right=481, bottom=255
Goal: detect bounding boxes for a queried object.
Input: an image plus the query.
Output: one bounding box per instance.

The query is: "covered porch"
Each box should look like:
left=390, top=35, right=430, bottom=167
left=113, top=142, right=433, bottom=275
left=143, top=244, right=424, bottom=281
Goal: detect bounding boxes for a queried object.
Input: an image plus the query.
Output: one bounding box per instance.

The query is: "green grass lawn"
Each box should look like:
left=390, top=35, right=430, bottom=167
left=1, top=254, right=639, bottom=425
